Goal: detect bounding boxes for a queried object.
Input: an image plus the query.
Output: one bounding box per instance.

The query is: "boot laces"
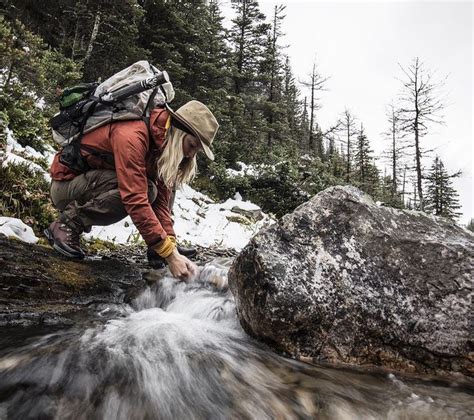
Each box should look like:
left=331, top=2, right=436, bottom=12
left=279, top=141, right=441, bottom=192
left=59, top=223, right=81, bottom=246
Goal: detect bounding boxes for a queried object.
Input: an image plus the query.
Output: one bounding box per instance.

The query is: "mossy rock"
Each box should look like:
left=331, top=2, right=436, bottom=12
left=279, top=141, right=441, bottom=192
left=0, top=235, right=146, bottom=327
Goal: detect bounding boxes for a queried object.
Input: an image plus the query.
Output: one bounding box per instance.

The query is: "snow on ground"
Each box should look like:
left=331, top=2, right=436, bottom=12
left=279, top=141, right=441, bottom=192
left=225, top=161, right=282, bottom=178
left=2, top=128, right=55, bottom=182
left=1, top=180, right=273, bottom=251
left=0, top=217, right=38, bottom=244
left=226, top=161, right=260, bottom=177
left=172, top=184, right=272, bottom=250
left=84, top=184, right=274, bottom=251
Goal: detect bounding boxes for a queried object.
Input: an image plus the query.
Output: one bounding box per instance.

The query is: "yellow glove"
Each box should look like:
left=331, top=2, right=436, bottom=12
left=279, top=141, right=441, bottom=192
left=153, top=236, right=176, bottom=258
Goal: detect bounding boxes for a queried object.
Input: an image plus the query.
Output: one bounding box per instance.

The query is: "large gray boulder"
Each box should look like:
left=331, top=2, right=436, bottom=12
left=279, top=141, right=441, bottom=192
left=228, top=186, right=474, bottom=377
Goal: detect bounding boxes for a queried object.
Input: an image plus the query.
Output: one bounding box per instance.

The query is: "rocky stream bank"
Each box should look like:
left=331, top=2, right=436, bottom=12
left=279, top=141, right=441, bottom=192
left=0, top=235, right=235, bottom=332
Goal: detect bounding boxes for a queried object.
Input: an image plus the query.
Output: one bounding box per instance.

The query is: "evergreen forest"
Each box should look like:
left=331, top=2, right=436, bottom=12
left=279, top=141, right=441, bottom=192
left=0, top=0, right=464, bottom=228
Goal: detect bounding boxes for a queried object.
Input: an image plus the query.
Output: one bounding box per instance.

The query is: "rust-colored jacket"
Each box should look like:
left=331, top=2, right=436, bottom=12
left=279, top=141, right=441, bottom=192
left=50, top=108, right=174, bottom=247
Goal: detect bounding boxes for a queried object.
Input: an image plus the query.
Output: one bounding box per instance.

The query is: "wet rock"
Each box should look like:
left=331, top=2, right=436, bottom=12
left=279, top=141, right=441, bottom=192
left=0, top=236, right=146, bottom=327
left=229, top=186, right=474, bottom=377
left=0, top=235, right=238, bottom=328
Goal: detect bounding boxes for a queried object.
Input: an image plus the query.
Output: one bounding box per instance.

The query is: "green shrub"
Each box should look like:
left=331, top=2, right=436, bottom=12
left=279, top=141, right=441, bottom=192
left=245, top=162, right=309, bottom=218
left=195, top=160, right=309, bottom=218
left=0, top=83, right=49, bottom=151
left=0, top=162, right=56, bottom=232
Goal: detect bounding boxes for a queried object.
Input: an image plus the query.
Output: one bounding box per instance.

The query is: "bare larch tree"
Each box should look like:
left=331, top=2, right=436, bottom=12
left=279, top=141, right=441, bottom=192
left=397, top=57, right=446, bottom=211
left=300, top=62, right=328, bottom=152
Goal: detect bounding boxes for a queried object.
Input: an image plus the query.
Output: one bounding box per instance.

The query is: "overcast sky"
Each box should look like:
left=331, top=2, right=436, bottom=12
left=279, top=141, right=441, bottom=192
left=222, top=1, right=473, bottom=224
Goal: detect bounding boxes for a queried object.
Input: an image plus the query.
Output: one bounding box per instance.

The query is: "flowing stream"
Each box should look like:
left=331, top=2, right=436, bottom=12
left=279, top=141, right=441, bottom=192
left=0, top=259, right=472, bottom=419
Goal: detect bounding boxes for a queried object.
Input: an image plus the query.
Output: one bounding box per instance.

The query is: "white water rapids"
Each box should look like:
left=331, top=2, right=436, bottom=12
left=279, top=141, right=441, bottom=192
left=0, top=259, right=472, bottom=419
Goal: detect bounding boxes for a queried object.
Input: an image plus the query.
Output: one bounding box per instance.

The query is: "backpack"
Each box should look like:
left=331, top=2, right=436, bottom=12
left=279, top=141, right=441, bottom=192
left=50, top=60, right=174, bottom=172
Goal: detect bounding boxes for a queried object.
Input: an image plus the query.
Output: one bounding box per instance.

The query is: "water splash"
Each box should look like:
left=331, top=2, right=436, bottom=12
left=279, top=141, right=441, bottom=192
left=0, top=260, right=472, bottom=419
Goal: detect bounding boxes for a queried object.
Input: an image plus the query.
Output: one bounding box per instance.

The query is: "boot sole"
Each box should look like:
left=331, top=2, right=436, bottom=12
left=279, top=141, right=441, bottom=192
left=43, top=228, right=85, bottom=260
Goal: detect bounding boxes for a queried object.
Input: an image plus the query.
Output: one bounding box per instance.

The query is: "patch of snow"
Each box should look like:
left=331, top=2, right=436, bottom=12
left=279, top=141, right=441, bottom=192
left=6, top=128, right=55, bottom=161
left=219, top=197, right=260, bottom=212
left=173, top=185, right=273, bottom=250
left=0, top=217, right=38, bottom=244
left=2, top=152, right=50, bottom=182
left=5, top=128, right=22, bottom=154
left=84, top=217, right=141, bottom=244
left=2, top=152, right=51, bottom=182
left=36, top=97, right=46, bottom=110
left=24, top=145, right=45, bottom=159
left=84, top=184, right=274, bottom=250
left=225, top=161, right=268, bottom=177
left=3, top=127, right=53, bottom=182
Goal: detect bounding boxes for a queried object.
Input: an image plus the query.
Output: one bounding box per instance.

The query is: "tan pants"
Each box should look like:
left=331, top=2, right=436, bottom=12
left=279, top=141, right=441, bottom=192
left=50, top=170, right=157, bottom=232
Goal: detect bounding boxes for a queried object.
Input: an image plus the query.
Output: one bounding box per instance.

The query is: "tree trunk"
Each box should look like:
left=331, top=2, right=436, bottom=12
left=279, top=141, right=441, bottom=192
left=309, top=64, right=315, bottom=149
left=84, top=9, right=101, bottom=64
left=402, top=165, right=407, bottom=204
left=391, top=110, right=397, bottom=199
left=346, top=121, right=350, bottom=182
left=71, top=15, right=81, bottom=60
left=267, top=6, right=278, bottom=148
left=414, top=122, right=423, bottom=210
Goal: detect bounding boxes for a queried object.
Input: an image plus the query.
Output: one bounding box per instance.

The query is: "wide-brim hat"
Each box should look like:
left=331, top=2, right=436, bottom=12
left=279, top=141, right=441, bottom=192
left=166, top=101, right=219, bottom=161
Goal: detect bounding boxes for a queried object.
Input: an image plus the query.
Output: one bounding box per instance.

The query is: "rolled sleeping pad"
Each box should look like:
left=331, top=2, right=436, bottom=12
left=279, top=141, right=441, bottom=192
left=100, top=71, right=170, bottom=103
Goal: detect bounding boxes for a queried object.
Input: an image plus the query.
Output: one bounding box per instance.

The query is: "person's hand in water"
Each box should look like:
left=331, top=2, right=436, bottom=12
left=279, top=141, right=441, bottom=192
left=166, top=249, right=197, bottom=280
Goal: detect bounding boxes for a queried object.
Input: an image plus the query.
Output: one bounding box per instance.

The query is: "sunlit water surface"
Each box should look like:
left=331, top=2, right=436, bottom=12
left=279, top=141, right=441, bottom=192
left=0, top=259, right=472, bottom=419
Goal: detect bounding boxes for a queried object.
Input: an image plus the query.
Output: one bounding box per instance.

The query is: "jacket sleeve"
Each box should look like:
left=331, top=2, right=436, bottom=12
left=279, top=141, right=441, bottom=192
left=151, top=180, right=176, bottom=238
left=111, top=122, right=166, bottom=247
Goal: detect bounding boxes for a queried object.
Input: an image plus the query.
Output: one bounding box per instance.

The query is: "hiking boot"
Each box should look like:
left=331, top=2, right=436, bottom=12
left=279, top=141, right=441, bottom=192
left=44, top=220, right=85, bottom=259
left=147, top=247, right=166, bottom=269
left=147, top=245, right=197, bottom=268
left=177, top=245, right=197, bottom=258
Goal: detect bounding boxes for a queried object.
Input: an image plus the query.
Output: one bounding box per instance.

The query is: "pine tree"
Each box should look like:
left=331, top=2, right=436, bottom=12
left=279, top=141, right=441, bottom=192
left=282, top=56, right=302, bottom=137
left=425, top=156, right=461, bottom=220
left=227, top=0, right=271, bottom=162
left=140, top=0, right=202, bottom=102
left=299, top=96, right=310, bottom=149
left=327, top=140, right=346, bottom=180
left=203, top=1, right=233, bottom=96
left=466, top=219, right=474, bottom=232
left=353, top=123, right=379, bottom=197
left=261, top=5, right=286, bottom=148
left=230, top=0, right=270, bottom=95
left=81, top=0, right=148, bottom=80
left=8, top=0, right=147, bottom=80
left=338, top=108, right=357, bottom=182
left=382, top=102, right=408, bottom=205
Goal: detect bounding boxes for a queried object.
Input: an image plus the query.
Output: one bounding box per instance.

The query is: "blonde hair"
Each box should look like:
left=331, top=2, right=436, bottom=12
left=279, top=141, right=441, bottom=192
left=157, top=126, right=197, bottom=188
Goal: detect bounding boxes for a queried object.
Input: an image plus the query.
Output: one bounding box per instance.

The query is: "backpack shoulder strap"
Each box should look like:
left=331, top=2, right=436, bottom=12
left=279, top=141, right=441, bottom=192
left=141, top=87, right=159, bottom=142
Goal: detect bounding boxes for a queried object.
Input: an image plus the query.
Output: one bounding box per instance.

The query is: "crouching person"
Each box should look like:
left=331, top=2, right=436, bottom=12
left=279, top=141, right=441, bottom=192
left=45, top=101, right=218, bottom=280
